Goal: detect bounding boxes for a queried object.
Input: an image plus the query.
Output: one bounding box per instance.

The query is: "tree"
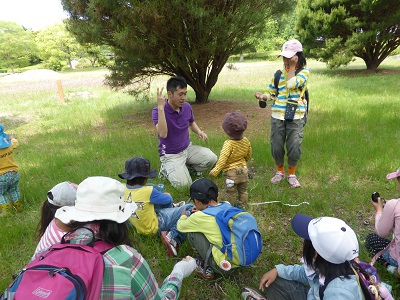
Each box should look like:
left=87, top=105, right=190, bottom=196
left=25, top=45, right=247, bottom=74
left=61, top=0, right=290, bottom=103
left=35, top=23, right=83, bottom=71
left=296, top=0, right=400, bottom=70
left=81, top=44, right=111, bottom=68
left=0, top=21, right=37, bottom=73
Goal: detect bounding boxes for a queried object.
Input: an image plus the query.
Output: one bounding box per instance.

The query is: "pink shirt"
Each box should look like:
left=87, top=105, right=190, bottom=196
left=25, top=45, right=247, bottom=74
left=34, top=219, right=67, bottom=257
left=375, top=198, right=400, bottom=264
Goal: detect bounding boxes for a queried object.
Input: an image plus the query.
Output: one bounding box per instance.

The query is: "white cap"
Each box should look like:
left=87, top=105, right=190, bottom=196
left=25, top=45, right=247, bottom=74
left=292, top=214, right=359, bottom=264
left=47, top=182, right=78, bottom=207
left=278, top=39, right=303, bottom=58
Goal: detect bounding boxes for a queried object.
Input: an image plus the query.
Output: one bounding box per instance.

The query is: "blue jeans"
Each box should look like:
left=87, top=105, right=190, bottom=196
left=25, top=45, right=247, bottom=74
left=382, top=250, right=399, bottom=267
left=157, top=204, right=194, bottom=244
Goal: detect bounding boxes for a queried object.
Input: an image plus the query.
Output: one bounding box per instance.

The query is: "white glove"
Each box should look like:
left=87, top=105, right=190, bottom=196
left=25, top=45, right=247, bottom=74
left=172, top=256, right=196, bottom=278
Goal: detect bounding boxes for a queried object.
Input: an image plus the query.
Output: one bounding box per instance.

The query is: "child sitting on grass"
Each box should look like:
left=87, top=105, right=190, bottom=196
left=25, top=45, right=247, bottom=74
left=209, top=112, right=252, bottom=208
left=0, top=124, right=21, bottom=216
left=33, top=181, right=78, bottom=257
left=118, top=156, right=193, bottom=256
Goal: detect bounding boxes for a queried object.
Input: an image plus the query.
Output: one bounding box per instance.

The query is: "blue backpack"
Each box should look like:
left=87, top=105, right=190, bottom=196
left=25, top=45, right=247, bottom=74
left=203, top=202, right=262, bottom=266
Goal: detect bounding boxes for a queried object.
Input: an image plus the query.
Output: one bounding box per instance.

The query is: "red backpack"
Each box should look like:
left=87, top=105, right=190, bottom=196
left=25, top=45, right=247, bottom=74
left=1, top=228, right=112, bottom=300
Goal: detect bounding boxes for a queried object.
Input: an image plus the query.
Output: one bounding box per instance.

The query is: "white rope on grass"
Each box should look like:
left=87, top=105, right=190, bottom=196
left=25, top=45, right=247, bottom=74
left=249, top=200, right=310, bottom=207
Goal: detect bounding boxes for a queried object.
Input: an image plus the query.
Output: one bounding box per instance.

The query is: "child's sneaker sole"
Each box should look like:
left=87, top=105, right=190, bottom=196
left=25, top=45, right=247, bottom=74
left=241, top=287, right=267, bottom=300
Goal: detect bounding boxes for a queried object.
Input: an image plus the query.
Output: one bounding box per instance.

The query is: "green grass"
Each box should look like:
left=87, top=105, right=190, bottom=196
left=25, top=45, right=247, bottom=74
left=1, top=57, right=400, bottom=299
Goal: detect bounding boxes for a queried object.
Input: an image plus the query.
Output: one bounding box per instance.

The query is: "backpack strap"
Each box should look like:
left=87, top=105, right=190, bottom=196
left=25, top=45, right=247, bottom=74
left=370, top=242, right=392, bottom=266
left=350, top=265, right=368, bottom=300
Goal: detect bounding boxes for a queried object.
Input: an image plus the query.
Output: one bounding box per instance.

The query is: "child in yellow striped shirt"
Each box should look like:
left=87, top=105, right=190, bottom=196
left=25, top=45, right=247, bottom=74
left=209, top=112, right=252, bottom=208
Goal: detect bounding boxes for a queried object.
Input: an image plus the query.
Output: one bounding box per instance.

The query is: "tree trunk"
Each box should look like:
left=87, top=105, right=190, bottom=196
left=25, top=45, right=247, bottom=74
left=9, top=63, right=15, bottom=74
left=68, top=58, right=73, bottom=70
left=194, top=88, right=210, bottom=104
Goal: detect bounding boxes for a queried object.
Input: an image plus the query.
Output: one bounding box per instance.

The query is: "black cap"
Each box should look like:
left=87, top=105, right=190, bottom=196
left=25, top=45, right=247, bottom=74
left=118, top=157, right=157, bottom=180
left=190, top=178, right=218, bottom=200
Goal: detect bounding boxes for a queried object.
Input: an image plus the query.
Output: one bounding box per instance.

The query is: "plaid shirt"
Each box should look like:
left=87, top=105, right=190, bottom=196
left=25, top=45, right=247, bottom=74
left=71, top=235, right=183, bottom=299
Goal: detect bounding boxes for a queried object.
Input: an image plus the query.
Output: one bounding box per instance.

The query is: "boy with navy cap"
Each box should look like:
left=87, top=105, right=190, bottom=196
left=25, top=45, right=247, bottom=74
left=118, top=156, right=193, bottom=256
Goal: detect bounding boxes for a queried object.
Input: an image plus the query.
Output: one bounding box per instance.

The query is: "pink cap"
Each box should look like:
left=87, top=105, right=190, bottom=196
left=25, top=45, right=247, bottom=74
left=386, top=167, right=400, bottom=180
left=278, top=39, right=303, bottom=58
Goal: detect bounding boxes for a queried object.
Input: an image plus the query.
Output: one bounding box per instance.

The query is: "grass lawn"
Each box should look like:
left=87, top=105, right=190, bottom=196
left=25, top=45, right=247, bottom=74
left=1, top=56, right=400, bottom=299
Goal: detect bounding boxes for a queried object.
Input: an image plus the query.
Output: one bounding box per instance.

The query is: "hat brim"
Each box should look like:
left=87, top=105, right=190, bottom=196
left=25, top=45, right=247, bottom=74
left=291, top=213, right=313, bottom=240
left=55, top=202, right=137, bottom=224
left=278, top=50, right=297, bottom=58
left=0, top=138, right=11, bottom=149
left=386, top=171, right=400, bottom=180
left=118, top=169, right=157, bottom=180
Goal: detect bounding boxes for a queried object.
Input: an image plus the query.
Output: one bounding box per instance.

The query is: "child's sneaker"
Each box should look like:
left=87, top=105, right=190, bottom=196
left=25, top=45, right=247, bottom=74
left=173, top=201, right=186, bottom=208
left=241, top=287, right=267, bottom=300
left=287, top=174, right=301, bottom=188
left=161, top=231, right=177, bottom=256
left=271, top=171, right=285, bottom=184
left=195, top=259, right=214, bottom=279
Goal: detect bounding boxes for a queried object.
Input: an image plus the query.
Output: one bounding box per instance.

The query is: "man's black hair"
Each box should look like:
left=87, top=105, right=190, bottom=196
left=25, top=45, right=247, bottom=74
left=166, top=76, right=187, bottom=93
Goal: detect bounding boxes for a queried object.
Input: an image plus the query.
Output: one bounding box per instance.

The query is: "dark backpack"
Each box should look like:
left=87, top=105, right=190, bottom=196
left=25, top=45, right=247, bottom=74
left=1, top=228, right=112, bottom=300
left=202, top=202, right=262, bottom=266
left=274, top=69, right=310, bottom=124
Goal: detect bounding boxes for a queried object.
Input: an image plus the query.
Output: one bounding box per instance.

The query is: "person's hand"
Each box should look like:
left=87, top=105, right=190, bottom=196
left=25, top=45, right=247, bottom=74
left=259, top=268, right=278, bottom=292
left=157, top=87, right=166, bottom=108
left=172, top=256, right=196, bottom=278
left=198, top=131, right=208, bottom=141
left=181, top=208, right=187, bottom=216
left=288, top=55, right=298, bottom=68
left=371, top=197, right=384, bottom=214
left=254, top=92, right=263, bottom=99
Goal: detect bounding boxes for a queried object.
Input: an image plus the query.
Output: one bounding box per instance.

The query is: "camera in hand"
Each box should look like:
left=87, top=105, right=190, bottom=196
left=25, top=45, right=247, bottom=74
left=259, top=100, right=267, bottom=108
left=371, top=192, right=380, bottom=203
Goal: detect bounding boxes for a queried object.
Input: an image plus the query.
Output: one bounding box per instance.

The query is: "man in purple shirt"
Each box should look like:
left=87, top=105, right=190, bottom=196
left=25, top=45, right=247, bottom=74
left=152, top=77, right=217, bottom=188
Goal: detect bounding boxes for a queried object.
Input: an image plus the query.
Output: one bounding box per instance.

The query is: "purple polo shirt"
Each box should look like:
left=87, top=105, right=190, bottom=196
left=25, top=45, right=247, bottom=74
left=152, top=101, right=194, bottom=156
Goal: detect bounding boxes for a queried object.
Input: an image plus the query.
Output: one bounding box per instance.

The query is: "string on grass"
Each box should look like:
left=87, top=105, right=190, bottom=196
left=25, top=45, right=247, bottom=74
left=249, top=200, right=309, bottom=207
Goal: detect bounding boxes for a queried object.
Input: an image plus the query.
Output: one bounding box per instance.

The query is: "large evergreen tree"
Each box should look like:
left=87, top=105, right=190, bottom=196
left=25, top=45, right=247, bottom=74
left=296, top=0, right=400, bottom=70
left=61, top=0, right=289, bottom=103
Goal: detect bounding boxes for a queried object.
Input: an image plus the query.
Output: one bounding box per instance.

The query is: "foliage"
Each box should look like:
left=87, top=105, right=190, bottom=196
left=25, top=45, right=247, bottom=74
left=61, top=0, right=291, bottom=103
left=35, top=23, right=84, bottom=70
left=296, top=0, right=400, bottom=69
left=0, top=21, right=37, bottom=73
left=80, top=44, right=112, bottom=68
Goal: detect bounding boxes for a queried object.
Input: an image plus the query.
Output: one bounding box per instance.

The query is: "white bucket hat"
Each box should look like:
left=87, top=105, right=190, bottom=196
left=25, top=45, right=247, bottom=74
left=55, top=176, right=137, bottom=224
left=292, top=213, right=359, bottom=264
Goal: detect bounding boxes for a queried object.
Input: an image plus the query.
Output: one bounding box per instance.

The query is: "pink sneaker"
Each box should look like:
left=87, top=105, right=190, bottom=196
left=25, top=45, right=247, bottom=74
left=287, top=174, right=301, bottom=188
left=271, top=171, right=285, bottom=184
